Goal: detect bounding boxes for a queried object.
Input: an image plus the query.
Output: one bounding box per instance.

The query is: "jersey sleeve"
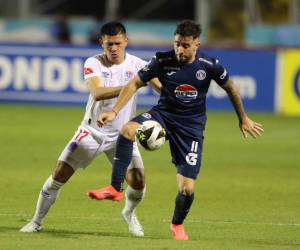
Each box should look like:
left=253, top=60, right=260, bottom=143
left=83, top=57, right=102, bottom=80
left=137, top=56, right=159, bottom=84
left=135, top=58, right=148, bottom=71
left=210, top=59, right=229, bottom=87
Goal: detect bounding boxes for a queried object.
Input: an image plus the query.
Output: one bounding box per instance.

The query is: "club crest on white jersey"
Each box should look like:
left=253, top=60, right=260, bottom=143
left=125, top=70, right=134, bottom=81
left=101, top=71, right=110, bottom=78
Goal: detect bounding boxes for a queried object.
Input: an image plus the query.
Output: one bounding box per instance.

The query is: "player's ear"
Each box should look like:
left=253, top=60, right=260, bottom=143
left=195, top=38, right=200, bottom=48
left=98, top=38, right=103, bottom=46
left=124, top=36, right=129, bottom=46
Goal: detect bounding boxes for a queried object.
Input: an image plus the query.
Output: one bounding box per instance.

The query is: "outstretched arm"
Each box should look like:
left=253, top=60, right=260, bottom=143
left=97, top=75, right=145, bottom=126
left=222, top=79, right=264, bottom=138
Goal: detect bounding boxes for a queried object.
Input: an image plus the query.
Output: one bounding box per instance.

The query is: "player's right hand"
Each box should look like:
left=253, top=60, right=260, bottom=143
left=97, top=111, right=116, bottom=127
left=239, top=116, right=264, bottom=139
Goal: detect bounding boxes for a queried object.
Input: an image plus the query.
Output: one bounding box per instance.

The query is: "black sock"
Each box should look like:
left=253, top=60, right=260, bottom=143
left=172, top=192, right=194, bottom=225
left=111, top=134, right=133, bottom=191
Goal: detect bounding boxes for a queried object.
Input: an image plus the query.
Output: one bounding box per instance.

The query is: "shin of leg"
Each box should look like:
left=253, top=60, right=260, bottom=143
left=123, top=156, right=145, bottom=213
left=172, top=192, right=194, bottom=225
left=125, top=168, right=145, bottom=207
left=33, top=175, right=64, bottom=224
left=45, top=161, right=74, bottom=199
left=41, top=161, right=74, bottom=199
left=124, top=184, right=146, bottom=213
left=111, top=132, right=142, bottom=192
left=32, top=162, right=74, bottom=224
left=171, top=174, right=196, bottom=225
left=124, top=169, right=146, bottom=214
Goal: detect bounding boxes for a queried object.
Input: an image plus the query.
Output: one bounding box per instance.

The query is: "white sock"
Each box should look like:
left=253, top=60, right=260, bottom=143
left=32, top=175, right=64, bottom=225
left=123, top=185, right=145, bottom=214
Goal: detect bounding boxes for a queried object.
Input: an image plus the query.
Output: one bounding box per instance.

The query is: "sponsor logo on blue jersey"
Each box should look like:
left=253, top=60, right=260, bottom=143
left=174, top=84, right=198, bottom=102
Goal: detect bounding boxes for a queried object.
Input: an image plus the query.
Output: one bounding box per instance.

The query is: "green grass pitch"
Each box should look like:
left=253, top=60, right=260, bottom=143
left=0, top=104, right=299, bottom=250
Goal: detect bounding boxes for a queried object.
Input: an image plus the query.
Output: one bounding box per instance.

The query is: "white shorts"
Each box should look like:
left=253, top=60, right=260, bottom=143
left=58, top=125, right=143, bottom=171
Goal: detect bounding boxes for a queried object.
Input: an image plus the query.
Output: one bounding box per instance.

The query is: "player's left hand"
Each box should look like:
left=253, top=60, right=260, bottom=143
left=239, top=116, right=264, bottom=139
left=97, top=111, right=116, bottom=127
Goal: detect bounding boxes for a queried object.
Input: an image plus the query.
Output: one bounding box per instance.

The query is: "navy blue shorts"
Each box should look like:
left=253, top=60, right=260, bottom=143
left=132, top=109, right=204, bottom=179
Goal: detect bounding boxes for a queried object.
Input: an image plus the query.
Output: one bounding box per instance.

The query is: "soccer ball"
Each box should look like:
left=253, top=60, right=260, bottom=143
left=136, top=120, right=166, bottom=151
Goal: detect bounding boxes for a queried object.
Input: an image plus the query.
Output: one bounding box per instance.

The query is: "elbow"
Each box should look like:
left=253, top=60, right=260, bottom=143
left=91, top=92, right=103, bottom=101
left=90, top=87, right=107, bottom=101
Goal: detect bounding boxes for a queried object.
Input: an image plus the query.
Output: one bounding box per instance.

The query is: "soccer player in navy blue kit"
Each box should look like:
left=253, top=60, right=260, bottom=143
left=87, top=20, right=264, bottom=240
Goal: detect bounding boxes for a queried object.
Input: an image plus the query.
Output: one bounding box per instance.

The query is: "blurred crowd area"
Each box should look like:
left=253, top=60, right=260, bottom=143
left=0, top=0, right=299, bottom=47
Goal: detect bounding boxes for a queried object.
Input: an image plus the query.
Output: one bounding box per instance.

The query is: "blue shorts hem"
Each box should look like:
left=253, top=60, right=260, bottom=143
left=176, top=164, right=199, bottom=179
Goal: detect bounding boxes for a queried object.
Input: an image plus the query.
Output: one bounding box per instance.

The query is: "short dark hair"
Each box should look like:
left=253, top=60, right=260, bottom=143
left=174, top=20, right=202, bottom=39
left=100, top=21, right=126, bottom=37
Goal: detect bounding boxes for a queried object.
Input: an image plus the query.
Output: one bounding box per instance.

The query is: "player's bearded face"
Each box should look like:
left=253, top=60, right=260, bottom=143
left=101, top=34, right=128, bottom=64
left=174, top=35, right=200, bottom=64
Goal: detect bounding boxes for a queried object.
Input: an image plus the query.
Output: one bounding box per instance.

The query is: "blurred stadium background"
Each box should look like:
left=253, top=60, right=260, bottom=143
left=0, top=1, right=299, bottom=249
left=0, top=0, right=300, bottom=114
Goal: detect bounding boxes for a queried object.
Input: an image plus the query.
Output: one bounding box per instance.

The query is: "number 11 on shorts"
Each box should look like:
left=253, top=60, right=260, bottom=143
left=185, top=141, right=198, bottom=166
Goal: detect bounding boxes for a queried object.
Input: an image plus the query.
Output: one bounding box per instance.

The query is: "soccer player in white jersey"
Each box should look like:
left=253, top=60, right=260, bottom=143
left=20, top=21, right=161, bottom=236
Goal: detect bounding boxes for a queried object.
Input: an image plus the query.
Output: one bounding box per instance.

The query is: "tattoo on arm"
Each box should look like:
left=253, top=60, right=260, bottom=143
left=222, top=80, right=246, bottom=122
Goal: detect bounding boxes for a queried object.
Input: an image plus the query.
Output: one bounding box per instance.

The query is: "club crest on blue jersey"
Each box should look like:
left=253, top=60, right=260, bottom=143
left=174, top=84, right=198, bottom=102
left=141, top=112, right=152, bottom=119
left=196, top=70, right=206, bottom=80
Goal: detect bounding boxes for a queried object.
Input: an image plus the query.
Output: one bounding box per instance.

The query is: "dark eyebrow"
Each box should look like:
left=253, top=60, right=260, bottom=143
left=175, top=41, right=190, bottom=47
left=107, top=42, right=121, bottom=45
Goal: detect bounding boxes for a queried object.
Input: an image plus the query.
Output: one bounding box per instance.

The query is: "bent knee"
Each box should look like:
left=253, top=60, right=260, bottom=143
left=53, top=161, right=74, bottom=183
left=121, top=121, right=140, bottom=140
left=179, top=185, right=195, bottom=196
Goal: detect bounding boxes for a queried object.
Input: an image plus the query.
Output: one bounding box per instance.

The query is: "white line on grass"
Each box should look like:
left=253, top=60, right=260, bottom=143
left=2, top=213, right=300, bottom=227
left=163, top=219, right=300, bottom=227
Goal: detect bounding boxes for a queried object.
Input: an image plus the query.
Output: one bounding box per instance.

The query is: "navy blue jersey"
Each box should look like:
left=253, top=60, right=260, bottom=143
left=138, top=49, right=229, bottom=129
